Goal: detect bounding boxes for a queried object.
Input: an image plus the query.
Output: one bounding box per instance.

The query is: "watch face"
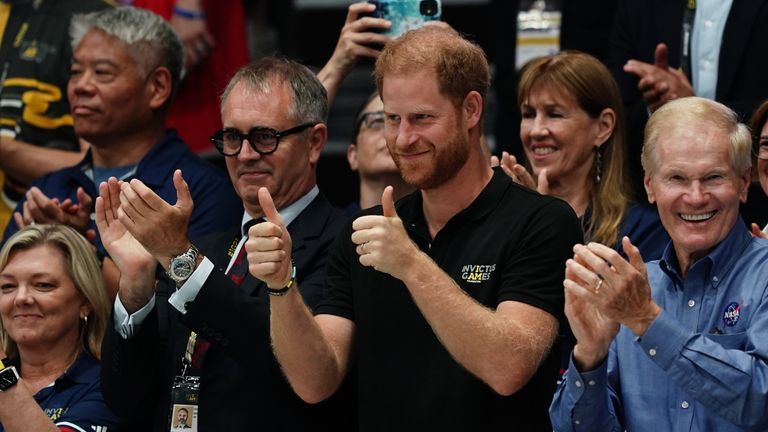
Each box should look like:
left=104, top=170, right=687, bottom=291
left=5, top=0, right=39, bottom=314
left=0, top=367, right=18, bottom=391
left=171, top=257, right=195, bottom=280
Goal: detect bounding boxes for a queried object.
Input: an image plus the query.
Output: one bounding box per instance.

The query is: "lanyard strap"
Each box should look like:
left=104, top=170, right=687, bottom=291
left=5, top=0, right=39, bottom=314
left=178, top=234, right=249, bottom=376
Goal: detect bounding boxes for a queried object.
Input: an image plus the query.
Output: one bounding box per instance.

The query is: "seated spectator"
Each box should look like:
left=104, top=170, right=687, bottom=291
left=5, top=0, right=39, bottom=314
left=0, top=0, right=111, bottom=232
left=346, top=92, right=414, bottom=213
left=550, top=97, right=768, bottom=431
left=2, top=7, right=241, bottom=296
left=749, top=99, right=768, bottom=238
left=497, top=51, right=668, bottom=259
left=0, top=224, right=119, bottom=431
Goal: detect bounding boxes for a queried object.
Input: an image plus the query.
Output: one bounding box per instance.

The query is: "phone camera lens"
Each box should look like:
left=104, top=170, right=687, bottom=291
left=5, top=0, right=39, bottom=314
left=420, top=0, right=438, bottom=16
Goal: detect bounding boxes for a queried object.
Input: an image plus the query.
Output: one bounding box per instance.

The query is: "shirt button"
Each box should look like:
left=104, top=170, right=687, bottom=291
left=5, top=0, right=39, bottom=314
left=704, top=20, right=713, bottom=27
left=713, top=276, right=719, bottom=282
left=588, top=380, right=596, bottom=386
left=575, top=420, right=581, bottom=425
left=681, top=401, right=689, bottom=409
left=649, top=348, right=657, bottom=356
left=574, top=380, right=582, bottom=388
left=688, top=299, right=696, bottom=307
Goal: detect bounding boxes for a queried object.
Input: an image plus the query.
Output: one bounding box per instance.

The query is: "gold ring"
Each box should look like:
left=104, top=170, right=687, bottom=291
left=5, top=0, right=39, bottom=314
left=594, top=279, right=603, bottom=294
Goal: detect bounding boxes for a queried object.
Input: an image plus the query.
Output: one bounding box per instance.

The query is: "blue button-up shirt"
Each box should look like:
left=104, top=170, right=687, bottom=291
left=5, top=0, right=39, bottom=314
left=550, top=219, right=768, bottom=431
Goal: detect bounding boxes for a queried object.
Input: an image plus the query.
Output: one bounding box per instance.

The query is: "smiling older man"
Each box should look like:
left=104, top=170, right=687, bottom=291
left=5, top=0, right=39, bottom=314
left=550, top=97, right=768, bottom=431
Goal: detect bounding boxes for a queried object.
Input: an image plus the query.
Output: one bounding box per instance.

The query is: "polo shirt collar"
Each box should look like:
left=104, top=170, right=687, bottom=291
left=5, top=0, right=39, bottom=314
left=400, top=168, right=507, bottom=224
left=458, top=168, right=509, bottom=222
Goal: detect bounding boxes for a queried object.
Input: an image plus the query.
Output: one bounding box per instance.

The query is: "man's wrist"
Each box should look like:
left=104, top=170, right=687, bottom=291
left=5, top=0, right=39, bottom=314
left=625, top=302, right=661, bottom=337
left=572, top=344, right=607, bottom=372
left=267, top=261, right=296, bottom=295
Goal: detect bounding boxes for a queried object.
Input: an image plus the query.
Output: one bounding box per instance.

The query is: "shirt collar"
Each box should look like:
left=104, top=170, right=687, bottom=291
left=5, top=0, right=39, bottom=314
left=659, top=217, right=751, bottom=287
left=77, top=130, right=186, bottom=188
left=400, top=167, right=507, bottom=228
left=240, top=186, right=319, bottom=237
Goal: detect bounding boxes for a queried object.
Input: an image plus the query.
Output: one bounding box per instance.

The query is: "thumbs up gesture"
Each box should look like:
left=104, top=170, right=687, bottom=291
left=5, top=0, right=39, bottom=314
left=351, top=186, right=417, bottom=279
left=246, top=187, right=294, bottom=289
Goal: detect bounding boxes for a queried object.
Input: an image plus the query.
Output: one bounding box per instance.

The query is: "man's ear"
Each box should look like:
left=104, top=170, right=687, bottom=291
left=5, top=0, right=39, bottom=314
left=738, top=169, right=751, bottom=203
left=307, top=123, right=328, bottom=166
left=644, top=175, right=656, bottom=204
left=462, top=91, right=483, bottom=130
left=146, top=66, right=173, bottom=110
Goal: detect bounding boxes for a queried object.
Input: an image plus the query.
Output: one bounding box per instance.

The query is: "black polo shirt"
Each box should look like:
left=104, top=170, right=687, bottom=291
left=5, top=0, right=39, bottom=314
left=316, top=168, right=582, bottom=431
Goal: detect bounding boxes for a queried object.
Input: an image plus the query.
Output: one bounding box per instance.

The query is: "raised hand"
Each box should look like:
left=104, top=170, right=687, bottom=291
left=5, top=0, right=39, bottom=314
left=117, top=169, right=194, bottom=268
left=170, top=0, right=215, bottom=69
left=564, top=253, right=620, bottom=371
left=318, top=2, right=391, bottom=105
left=14, top=186, right=93, bottom=236
left=497, top=151, right=550, bottom=194
left=571, top=238, right=660, bottom=336
left=95, top=177, right=157, bottom=313
left=246, top=187, right=293, bottom=289
left=350, top=186, right=419, bottom=279
left=624, top=43, right=694, bottom=111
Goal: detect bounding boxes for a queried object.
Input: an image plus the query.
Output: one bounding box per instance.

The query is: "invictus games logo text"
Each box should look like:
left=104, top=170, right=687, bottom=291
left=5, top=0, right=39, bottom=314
left=460, top=264, right=496, bottom=284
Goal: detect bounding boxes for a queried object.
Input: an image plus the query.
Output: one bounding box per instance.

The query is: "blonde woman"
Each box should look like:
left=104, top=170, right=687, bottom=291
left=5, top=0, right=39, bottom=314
left=0, top=225, right=119, bottom=431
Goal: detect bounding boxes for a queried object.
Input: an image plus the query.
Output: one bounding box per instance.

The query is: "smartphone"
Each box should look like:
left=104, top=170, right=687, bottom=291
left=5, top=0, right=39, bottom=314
left=367, top=0, right=442, bottom=38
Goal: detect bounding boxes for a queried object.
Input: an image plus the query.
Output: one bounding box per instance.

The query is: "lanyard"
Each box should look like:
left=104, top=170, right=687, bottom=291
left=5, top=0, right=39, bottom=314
left=680, top=0, right=696, bottom=79
left=178, top=234, right=245, bottom=377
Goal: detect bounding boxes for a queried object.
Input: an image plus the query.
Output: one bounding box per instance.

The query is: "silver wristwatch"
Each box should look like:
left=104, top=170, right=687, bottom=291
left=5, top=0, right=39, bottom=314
left=167, top=245, right=200, bottom=287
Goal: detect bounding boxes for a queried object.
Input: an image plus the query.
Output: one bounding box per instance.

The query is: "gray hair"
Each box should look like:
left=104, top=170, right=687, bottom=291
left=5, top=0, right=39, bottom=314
left=70, top=6, right=183, bottom=102
left=642, top=97, right=752, bottom=177
left=220, top=57, right=328, bottom=125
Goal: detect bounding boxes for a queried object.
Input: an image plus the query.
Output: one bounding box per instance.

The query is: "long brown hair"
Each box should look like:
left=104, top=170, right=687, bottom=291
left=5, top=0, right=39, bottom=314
left=518, top=51, right=630, bottom=247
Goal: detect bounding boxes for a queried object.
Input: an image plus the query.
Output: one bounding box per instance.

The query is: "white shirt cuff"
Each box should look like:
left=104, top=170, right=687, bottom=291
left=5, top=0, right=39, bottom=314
left=168, top=257, right=214, bottom=314
left=113, top=293, right=156, bottom=339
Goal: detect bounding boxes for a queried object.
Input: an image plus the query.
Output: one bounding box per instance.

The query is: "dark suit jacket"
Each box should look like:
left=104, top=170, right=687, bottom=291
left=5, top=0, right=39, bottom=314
left=100, top=192, right=354, bottom=431
left=605, top=0, right=768, bottom=223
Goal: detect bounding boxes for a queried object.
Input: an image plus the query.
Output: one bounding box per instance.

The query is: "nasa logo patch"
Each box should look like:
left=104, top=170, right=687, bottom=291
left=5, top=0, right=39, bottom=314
left=723, top=302, right=741, bottom=327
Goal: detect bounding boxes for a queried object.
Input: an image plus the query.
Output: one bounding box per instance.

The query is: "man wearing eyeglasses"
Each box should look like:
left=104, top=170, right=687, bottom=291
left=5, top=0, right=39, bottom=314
left=345, top=92, right=414, bottom=214
left=97, top=57, right=354, bottom=431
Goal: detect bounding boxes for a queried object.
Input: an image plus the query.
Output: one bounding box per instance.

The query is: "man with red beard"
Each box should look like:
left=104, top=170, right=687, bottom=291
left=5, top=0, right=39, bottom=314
left=249, top=28, right=582, bottom=431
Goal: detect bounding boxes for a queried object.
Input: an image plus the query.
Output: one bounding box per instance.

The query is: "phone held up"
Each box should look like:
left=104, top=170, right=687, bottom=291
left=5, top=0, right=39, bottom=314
left=367, top=0, right=442, bottom=38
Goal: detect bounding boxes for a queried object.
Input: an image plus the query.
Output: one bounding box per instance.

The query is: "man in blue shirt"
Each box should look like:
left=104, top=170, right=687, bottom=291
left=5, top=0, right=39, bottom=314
left=1, top=7, right=241, bottom=291
left=550, top=96, right=768, bottom=431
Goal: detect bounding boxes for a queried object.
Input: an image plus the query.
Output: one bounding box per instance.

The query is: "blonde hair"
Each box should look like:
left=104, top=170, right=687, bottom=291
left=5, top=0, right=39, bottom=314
left=642, top=97, right=752, bottom=177
left=0, top=225, right=109, bottom=360
left=518, top=51, right=629, bottom=247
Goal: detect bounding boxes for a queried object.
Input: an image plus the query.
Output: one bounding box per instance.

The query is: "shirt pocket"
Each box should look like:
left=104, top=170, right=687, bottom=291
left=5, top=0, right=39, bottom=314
left=705, top=331, right=748, bottom=350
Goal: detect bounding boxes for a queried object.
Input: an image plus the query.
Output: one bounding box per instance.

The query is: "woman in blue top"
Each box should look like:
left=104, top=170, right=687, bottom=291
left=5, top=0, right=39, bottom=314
left=496, top=51, right=668, bottom=260
left=0, top=224, right=120, bottom=431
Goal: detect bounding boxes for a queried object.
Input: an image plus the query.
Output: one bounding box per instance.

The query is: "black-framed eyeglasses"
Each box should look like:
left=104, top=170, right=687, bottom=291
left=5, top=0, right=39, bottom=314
left=209, top=123, right=317, bottom=156
left=356, top=111, right=385, bottom=133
